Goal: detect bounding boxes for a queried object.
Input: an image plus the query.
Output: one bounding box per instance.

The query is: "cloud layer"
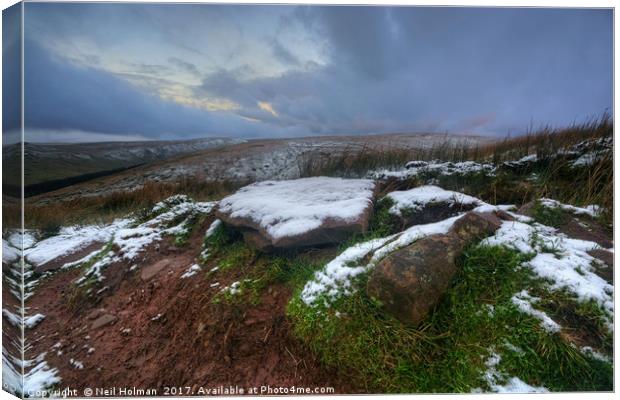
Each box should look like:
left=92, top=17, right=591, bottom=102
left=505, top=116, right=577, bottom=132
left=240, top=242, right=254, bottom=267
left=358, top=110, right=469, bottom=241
left=13, top=4, right=614, bottom=142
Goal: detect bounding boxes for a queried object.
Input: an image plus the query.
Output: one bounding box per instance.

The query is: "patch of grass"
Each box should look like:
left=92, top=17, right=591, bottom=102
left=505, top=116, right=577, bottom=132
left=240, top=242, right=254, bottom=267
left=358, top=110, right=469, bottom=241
left=531, top=201, right=568, bottom=228
left=288, top=244, right=613, bottom=393
left=65, top=277, right=99, bottom=312
left=216, top=241, right=257, bottom=272
left=339, top=197, right=400, bottom=250
left=210, top=250, right=325, bottom=306
left=173, top=212, right=204, bottom=247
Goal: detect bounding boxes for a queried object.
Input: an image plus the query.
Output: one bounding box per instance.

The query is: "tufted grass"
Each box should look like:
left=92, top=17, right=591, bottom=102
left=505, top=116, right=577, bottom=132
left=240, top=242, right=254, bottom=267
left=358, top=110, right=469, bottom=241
left=287, top=244, right=613, bottom=393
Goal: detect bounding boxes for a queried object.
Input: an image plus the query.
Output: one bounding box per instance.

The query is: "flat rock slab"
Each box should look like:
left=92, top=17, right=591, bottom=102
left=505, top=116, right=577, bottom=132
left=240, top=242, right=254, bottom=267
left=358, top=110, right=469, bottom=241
left=141, top=259, right=171, bottom=281
left=91, top=314, right=117, bottom=330
left=216, top=177, right=376, bottom=249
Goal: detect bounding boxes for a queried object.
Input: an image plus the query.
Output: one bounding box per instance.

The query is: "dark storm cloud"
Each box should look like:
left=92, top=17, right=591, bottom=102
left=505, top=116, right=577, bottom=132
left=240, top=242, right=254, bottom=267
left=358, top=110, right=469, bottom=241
left=20, top=4, right=613, bottom=141
left=22, top=38, right=290, bottom=140
left=2, top=3, right=21, bottom=134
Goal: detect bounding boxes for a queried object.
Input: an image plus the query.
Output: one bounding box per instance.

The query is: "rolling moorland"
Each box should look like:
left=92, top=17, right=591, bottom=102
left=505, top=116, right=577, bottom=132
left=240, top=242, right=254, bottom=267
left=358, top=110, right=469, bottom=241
left=2, top=117, right=614, bottom=396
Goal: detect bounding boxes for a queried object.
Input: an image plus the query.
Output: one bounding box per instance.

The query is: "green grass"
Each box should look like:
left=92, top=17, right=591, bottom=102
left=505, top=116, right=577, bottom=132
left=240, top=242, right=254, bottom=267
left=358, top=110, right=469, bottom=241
left=205, top=220, right=326, bottom=305
left=530, top=201, right=568, bottom=228
left=287, top=244, right=613, bottom=393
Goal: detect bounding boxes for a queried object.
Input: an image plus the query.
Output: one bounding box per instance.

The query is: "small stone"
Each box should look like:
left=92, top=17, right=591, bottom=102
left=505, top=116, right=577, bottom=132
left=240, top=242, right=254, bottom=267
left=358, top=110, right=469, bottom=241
left=86, top=308, right=106, bottom=320
left=140, top=259, right=171, bottom=281
left=91, top=314, right=117, bottom=330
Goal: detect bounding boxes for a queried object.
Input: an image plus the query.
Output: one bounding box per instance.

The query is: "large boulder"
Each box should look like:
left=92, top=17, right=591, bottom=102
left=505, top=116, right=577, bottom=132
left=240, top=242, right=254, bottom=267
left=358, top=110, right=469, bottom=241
left=216, top=177, right=377, bottom=250
left=367, top=211, right=503, bottom=325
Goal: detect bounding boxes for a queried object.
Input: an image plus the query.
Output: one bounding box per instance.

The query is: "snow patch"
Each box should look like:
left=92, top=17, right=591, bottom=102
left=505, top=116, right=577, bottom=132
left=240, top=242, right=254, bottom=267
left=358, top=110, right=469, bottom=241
left=181, top=264, right=202, bottom=279
left=370, top=160, right=495, bottom=180
left=206, top=219, right=222, bottom=238
left=483, top=219, right=613, bottom=329
left=539, top=198, right=602, bottom=218
left=474, top=351, right=548, bottom=393
left=511, top=290, right=561, bottom=333
left=69, top=359, right=84, bottom=369
left=24, top=223, right=124, bottom=267
left=2, top=308, right=45, bottom=329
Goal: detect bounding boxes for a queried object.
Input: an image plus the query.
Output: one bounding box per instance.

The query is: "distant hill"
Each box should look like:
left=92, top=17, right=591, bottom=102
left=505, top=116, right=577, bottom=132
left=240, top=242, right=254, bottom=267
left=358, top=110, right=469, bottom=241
left=21, top=133, right=495, bottom=203
left=2, top=137, right=246, bottom=196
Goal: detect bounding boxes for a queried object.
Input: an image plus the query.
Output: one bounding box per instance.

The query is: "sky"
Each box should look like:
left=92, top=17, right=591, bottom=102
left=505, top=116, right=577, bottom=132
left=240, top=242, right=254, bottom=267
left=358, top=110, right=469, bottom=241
left=2, top=3, right=613, bottom=143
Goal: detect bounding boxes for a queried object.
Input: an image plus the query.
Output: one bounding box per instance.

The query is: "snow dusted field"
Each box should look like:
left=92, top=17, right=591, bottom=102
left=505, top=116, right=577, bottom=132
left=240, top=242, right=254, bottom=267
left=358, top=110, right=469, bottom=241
left=27, top=133, right=492, bottom=204
left=3, top=160, right=614, bottom=394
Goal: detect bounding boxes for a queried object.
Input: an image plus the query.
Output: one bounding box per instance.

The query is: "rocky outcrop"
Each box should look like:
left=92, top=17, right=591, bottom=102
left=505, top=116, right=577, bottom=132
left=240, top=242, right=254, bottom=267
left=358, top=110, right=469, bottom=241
left=216, top=177, right=377, bottom=250
left=367, top=211, right=504, bottom=325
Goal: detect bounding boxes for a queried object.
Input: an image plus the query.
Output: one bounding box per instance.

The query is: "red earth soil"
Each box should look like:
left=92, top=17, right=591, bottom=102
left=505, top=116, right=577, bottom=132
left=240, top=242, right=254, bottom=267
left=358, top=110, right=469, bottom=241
left=24, top=217, right=355, bottom=396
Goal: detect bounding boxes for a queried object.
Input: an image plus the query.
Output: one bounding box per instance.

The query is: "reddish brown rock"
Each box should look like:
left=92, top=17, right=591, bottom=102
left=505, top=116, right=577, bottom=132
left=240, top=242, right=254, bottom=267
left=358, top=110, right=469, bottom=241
left=140, top=259, right=171, bottom=281
left=367, top=211, right=505, bottom=325
left=91, top=314, right=117, bottom=330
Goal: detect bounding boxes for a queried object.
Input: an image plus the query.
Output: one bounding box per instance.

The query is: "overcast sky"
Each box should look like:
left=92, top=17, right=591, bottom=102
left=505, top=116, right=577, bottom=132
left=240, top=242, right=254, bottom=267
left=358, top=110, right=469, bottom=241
left=3, top=3, right=613, bottom=142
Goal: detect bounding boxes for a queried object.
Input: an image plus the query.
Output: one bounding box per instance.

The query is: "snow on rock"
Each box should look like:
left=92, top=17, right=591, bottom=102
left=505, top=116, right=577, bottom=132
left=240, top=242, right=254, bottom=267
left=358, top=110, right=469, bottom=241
left=205, top=219, right=222, bottom=238
left=539, top=198, right=602, bottom=218
left=2, top=239, right=20, bottom=264
left=301, top=197, right=516, bottom=308
left=24, top=223, right=125, bottom=267
left=370, top=160, right=495, bottom=180
left=217, top=177, right=376, bottom=247
left=501, top=154, right=538, bottom=170
left=511, top=291, right=561, bottom=333
left=301, top=236, right=395, bottom=305
left=386, top=185, right=483, bottom=216
left=483, top=219, right=613, bottom=328
left=301, top=215, right=466, bottom=307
